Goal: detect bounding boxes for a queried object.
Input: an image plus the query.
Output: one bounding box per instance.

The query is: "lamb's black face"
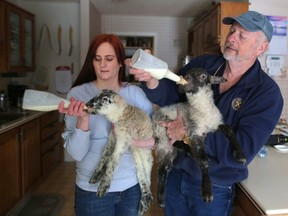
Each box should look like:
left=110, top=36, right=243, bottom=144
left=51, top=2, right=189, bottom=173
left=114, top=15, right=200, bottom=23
left=180, top=68, right=226, bottom=93
left=86, top=89, right=117, bottom=114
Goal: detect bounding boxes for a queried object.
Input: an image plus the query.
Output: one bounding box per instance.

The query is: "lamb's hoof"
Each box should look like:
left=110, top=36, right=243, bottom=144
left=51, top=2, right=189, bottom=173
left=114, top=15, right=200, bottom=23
left=96, top=190, right=104, bottom=198
left=233, top=151, right=247, bottom=165
left=238, top=157, right=247, bottom=165
left=202, top=181, right=213, bottom=202
left=89, top=171, right=102, bottom=184
left=138, top=192, right=153, bottom=215
left=96, top=184, right=109, bottom=197
left=158, top=201, right=165, bottom=209
left=89, top=177, right=97, bottom=184
left=202, top=189, right=213, bottom=203
left=157, top=195, right=165, bottom=208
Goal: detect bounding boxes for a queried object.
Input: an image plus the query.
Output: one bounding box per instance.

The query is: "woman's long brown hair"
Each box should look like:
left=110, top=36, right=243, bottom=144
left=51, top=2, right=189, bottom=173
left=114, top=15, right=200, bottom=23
left=72, top=34, right=126, bottom=88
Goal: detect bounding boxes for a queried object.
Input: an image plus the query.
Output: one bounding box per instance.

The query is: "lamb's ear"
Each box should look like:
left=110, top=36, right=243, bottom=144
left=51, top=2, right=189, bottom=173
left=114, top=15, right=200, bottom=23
left=209, top=75, right=227, bottom=84
left=114, top=94, right=122, bottom=104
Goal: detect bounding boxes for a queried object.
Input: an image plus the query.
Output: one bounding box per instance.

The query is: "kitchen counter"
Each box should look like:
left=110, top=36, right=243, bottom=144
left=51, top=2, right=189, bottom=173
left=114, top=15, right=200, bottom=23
left=0, top=109, right=46, bottom=134
left=238, top=124, right=288, bottom=215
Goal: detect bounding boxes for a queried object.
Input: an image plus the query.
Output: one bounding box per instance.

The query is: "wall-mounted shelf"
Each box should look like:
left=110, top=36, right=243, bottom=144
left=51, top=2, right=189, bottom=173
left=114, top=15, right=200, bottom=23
left=114, top=32, right=157, bottom=56
left=114, top=33, right=157, bottom=82
left=119, top=36, right=154, bottom=50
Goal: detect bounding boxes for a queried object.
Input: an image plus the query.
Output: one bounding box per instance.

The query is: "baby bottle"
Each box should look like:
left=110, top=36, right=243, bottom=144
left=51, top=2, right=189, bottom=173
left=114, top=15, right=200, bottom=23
left=131, top=49, right=187, bottom=85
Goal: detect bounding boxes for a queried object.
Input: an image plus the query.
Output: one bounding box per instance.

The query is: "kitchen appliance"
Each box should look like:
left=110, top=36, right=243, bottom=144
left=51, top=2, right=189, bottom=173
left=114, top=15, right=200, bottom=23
left=0, top=90, right=7, bottom=111
left=265, top=134, right=288, bottom=146
left=8, top=84, right=28, bottom=107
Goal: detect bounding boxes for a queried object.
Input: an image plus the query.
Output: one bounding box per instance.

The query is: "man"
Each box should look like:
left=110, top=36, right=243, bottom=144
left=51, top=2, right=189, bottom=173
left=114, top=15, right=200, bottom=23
left=127, top=11, right=283, bottom=216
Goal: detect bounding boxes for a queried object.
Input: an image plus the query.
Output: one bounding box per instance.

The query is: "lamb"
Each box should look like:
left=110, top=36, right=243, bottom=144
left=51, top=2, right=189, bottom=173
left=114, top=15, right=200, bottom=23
left=86, top=89, right=154, bottom=216
left=153, top=68, right=246, bottom=207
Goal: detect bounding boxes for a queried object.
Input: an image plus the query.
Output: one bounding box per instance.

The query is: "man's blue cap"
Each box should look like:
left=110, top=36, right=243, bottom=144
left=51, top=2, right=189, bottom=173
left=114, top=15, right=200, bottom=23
left=222, top=11, right=273, bottom=42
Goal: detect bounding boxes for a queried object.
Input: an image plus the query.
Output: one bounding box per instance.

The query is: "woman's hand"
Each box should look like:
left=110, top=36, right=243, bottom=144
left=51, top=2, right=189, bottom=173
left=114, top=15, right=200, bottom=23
left=58, top=97, right=90, bottom=131
left=131, top=137, right=155, bottom=149
left=58, top=97, right=87, bottom=117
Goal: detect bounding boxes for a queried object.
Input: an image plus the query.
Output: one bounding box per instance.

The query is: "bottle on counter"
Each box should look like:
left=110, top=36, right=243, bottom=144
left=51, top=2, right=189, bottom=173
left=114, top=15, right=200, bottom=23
left=257, top=145, right=268, bottom=158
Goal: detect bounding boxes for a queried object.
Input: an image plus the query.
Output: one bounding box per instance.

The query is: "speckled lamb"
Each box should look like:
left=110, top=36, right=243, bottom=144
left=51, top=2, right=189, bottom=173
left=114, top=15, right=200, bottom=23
left=86, top=89, right=153, bottom=216
left=153, top=68, right=246, bottom=207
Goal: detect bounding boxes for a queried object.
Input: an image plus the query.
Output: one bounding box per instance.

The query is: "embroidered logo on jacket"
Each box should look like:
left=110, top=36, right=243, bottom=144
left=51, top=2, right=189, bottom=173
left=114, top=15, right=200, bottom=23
left=231, top=98, right=243, bottom=110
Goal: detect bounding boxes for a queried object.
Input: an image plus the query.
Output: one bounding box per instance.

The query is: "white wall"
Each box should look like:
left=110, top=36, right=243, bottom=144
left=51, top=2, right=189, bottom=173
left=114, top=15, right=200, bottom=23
left=18, top=1, right=80, bottom=97
left=249, top=0, right=288, bottom=120
left=80, top=0, right=101, bottom=66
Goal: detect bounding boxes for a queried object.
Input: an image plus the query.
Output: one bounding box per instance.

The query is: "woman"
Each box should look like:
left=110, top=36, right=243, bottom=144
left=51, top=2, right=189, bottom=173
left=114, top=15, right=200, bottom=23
left=58, top=34, right=155, bottom=216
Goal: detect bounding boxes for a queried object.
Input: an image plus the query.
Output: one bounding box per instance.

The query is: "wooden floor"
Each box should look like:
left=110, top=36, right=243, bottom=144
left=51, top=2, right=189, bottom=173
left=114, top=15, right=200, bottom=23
left=32, top=161, right=164, bottom=216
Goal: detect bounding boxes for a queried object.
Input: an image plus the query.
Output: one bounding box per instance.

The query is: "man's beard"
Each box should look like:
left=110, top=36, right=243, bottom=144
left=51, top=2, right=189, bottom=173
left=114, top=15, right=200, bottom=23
left=223, top=50, right=238, bottom=61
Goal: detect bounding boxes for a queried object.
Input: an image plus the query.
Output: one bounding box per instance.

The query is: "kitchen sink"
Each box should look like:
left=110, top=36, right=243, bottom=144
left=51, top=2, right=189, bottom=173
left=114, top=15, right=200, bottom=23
left=0, top=112, right=29, bottom=126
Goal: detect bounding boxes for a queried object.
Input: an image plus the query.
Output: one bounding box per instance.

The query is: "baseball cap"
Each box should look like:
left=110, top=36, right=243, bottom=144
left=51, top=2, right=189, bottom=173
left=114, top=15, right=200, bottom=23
left=222, top=11, right=273, bottom=42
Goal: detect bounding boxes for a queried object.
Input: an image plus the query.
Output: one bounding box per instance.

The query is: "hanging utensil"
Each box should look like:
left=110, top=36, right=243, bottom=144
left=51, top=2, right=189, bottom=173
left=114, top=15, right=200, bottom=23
left=68, top=25, right=73, bottom=56
left=58, top=24, right=62, bottom=56
left=38, top=25, right=45, bottom=49
left=38, top=24, right=53, bottom=50
left=46, top=24, right=53, bottom=49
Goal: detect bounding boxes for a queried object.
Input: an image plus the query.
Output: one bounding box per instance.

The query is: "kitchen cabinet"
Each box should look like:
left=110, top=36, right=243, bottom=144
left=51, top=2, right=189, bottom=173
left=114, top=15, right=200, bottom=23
left=232, top=184, right=264, bottom=216
left=0, top=119, right=41, bottom=215
left=21, top=119, right=41, bottom=194
left=188, top=22, right=203, bottom=58
left=0, top=1, right=35, bottom=73
left=0, top=128, right=21, bottom=216
left=40, top=111, right=62, bottom=177
left=187, top=1, right=248, bottom=57
left=0, top=111, right=62, bottom=215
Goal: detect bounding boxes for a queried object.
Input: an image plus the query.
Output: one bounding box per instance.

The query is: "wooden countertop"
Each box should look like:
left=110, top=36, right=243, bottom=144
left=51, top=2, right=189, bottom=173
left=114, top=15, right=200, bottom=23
left=239, top=124, right=288, bottom=215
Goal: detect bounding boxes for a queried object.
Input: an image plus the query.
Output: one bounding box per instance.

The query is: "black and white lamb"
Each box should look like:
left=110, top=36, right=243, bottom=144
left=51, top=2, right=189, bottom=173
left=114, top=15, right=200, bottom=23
left=86, top=89, right=154, bottom=216
left=153, top=68, right=246, bottom=207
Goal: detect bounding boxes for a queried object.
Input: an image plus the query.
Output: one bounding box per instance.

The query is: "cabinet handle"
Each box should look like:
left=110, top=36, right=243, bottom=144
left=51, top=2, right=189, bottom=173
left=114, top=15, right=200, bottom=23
left=19, top=127, right=26, bottom=143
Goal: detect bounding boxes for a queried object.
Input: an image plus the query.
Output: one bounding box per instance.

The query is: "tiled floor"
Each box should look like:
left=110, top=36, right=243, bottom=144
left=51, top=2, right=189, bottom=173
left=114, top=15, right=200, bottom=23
left=32, top=162, right=164, bottom=216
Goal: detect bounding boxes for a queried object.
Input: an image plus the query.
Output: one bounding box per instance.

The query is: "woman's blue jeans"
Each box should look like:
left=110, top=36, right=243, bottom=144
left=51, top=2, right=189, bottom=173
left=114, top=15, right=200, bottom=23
left=165, top=168, right=235, bottom=216
left=74, top=184, right=141, bottom=216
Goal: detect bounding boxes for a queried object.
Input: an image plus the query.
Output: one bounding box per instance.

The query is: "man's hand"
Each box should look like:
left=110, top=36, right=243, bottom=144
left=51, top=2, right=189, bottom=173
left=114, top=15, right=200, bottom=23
left=124, top=49, right=159, bottom=89
left=160, top=111, right=186, bottom=144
